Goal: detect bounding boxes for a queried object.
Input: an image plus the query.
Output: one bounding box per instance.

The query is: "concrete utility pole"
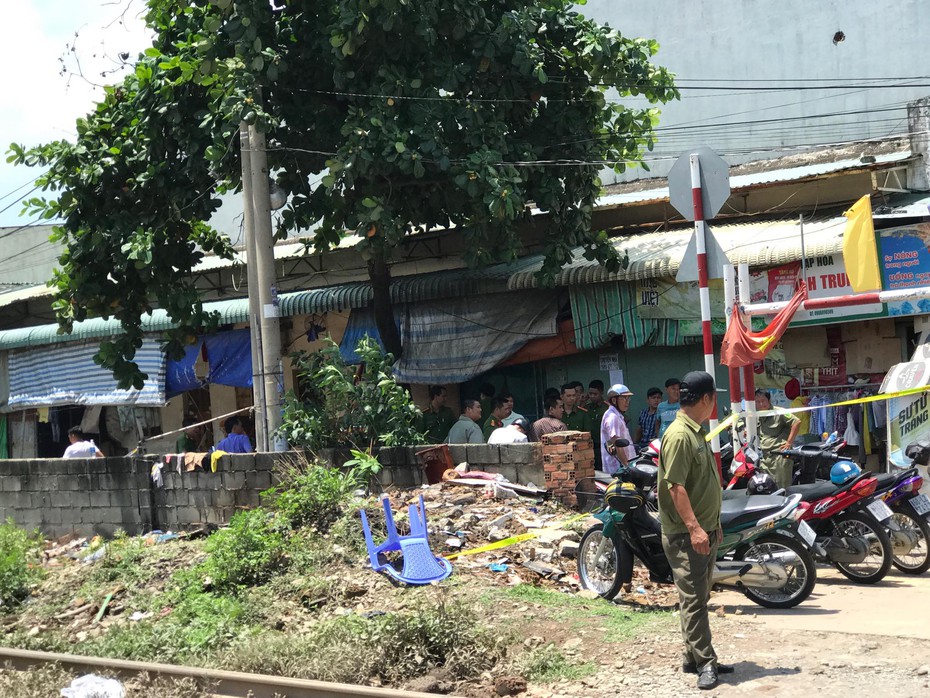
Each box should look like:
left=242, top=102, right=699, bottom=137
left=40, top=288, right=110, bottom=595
left=246, top=123, right=284, bottom=448
left=239, top=123, right=268, bottom=453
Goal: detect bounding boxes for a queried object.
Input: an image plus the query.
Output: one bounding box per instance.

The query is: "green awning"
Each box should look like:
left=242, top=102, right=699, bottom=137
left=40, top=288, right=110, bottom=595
left=570, top=281, right=696, bottom=351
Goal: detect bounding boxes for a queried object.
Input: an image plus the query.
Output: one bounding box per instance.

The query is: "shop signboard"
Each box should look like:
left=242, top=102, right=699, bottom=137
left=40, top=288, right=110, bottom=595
left=884, top=338, right=930, bottom=468
left=878, top=224, right=930, bottom=317
left=637, top=278, right=725, bottom=319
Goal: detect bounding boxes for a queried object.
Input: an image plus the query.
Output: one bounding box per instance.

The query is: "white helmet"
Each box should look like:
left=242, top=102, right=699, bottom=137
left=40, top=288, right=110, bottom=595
left=607, top=383, right=633, bottom=398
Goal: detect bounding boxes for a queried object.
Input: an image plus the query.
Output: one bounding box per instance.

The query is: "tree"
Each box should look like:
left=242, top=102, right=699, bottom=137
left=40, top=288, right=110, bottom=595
left=10, top=0, right=677, bottom=387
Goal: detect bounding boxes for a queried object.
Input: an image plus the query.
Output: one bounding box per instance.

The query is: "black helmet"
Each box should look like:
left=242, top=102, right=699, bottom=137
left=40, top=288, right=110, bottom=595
left=747, top=471, right=778, bottom=495
left=512, top=418, right=530, bottom=432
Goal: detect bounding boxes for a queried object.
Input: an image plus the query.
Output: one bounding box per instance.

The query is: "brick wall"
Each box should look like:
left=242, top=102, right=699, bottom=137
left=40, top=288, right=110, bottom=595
left=0, top=443, right=545, bottom=537
left=540, top=431, right=596, bottom=506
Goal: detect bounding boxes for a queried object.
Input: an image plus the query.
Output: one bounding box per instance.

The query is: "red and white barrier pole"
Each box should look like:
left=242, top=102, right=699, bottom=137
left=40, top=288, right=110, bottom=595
left=740, top=287, right=930, bottom=316
left=690, top=154, right=722, bottom=473
left=723, top=263, right=742, bottom=448
left=737, top=263, right=758, bottom=442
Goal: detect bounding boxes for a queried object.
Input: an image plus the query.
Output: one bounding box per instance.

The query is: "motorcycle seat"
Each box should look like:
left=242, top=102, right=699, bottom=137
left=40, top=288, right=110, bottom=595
left=720, top=494, right=789, bottom=529
left=872, top=472, right=897, bottom=491
left=784, top=481, right=838, bottom=502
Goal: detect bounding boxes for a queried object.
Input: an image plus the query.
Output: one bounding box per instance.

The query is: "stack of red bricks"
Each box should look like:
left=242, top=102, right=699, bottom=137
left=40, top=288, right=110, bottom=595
left=540, top=431, right=596, bottom=506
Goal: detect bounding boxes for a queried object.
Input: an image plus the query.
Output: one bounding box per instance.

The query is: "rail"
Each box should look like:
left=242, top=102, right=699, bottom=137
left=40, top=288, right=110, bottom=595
left=0, top=647, right=449, bottom=698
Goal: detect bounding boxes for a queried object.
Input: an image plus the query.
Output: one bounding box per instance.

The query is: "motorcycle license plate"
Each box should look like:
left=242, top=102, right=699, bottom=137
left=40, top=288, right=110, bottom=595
left=911, top=494, right=930, bottom=517
left=797, top=520, right=817, bottom=547
left=867, top=499, right=894, bottom=522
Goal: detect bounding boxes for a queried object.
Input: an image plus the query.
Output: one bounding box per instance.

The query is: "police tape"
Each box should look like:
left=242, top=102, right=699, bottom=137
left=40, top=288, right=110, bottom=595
left=444, top=512, right=592, bottom=560
left=706, top=383, right=930, bottom=442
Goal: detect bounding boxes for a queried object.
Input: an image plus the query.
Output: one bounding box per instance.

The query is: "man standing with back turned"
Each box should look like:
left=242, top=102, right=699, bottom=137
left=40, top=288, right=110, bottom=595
left=657, top=371, right=733, bottom=690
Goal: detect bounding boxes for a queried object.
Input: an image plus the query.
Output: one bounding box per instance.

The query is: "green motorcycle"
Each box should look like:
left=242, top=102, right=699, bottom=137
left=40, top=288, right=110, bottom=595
left=577, top=459, right=819, bottom=609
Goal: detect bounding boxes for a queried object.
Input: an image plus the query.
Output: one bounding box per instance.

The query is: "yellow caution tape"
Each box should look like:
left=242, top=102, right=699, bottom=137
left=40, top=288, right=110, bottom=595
left=444, top=512, right=591, bottom=560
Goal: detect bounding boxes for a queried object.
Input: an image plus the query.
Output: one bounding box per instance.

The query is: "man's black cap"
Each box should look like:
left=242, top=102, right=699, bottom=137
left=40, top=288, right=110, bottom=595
left=665, top=377, right=681, bottom=388
left=680, top=371, right=715, bottom=400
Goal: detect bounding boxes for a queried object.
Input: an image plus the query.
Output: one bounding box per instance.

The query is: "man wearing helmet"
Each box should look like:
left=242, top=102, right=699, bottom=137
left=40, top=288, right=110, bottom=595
left=487, top=418, right=530, bottom=444
left=600, top=384, right=636, bottom=474
left=657, top=371, right=732, bottom=690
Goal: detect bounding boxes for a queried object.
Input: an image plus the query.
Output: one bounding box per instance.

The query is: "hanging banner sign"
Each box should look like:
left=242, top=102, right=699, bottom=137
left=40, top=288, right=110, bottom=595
left=879, top=224, right=930, bottom=317
left=885, top=338, right=930, bottom=468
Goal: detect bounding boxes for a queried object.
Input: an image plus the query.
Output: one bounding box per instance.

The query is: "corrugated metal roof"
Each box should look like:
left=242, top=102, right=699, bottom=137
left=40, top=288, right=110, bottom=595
left=0, top=257, right=544, bottom=350
left=508, top=217, right=846, bottom=289
left=0, top=284, right=54, bottom=309
left=597, top=151, right=912, bottom=209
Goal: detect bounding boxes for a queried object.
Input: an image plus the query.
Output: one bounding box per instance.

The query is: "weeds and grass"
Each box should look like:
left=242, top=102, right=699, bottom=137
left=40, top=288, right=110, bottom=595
left=514, top=644, right=597, bottom=683
left=201, top=509, right=287, bottom=592
left=263, top=457, right=361, bottom=532
left=225, top=595, right=507, bottom=684
left=499, top=585, right=672, bottom=638
left=0, top=520, right=44, bottom=608
left=86, top=588, right=255, bottom=664
left=88, top=530, right=147, bottom=586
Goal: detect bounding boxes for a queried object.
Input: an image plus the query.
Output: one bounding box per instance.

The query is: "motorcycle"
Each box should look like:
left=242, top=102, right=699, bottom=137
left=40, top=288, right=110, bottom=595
left=576, top=443, right=818, bottom=609
left=867, top=440, right=930, bottom=575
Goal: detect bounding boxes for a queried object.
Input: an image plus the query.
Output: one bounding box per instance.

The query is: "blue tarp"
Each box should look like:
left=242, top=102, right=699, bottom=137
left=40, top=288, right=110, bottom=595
left=165, top=341, right=205, bottom=397
left=205, top=329, right=253, bottom=387
left=339, top=308, right=397, bottom=364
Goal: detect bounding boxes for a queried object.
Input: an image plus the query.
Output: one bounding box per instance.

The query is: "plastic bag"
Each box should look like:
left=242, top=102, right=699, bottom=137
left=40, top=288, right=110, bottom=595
left=60, top=674, right=125, bottom=698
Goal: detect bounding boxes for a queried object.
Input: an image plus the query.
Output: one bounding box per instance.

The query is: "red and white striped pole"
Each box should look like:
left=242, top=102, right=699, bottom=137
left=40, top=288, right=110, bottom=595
left=737, top=264, right=758, bottom=442
left=723, top=264, right=742, bottom=450
left=690, top=154, right=722, bottom=473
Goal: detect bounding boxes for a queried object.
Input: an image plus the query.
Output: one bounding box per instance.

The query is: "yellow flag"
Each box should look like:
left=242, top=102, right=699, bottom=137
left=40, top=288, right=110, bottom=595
left=842, top=195, right=882, bottom=293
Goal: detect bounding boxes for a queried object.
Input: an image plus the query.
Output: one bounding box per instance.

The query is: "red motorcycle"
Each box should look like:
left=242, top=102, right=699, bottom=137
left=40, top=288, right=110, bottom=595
left=723, top=439, right=894, bottom=584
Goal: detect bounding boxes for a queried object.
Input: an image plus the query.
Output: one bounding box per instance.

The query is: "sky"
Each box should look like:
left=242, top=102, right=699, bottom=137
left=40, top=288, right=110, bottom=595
left=0, top=0, right=152, bottom=227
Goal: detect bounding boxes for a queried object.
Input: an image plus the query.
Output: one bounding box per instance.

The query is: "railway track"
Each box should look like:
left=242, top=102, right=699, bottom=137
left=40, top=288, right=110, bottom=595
left=0, top=647, right=448, bottom=698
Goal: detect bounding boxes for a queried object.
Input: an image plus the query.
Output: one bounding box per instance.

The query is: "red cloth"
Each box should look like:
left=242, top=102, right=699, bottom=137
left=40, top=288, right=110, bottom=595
left=721, top=282, right=808, bottom=367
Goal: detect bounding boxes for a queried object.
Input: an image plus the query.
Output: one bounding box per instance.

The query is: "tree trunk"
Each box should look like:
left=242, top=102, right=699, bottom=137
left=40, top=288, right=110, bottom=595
left=367, top=256, right=403, bottom=359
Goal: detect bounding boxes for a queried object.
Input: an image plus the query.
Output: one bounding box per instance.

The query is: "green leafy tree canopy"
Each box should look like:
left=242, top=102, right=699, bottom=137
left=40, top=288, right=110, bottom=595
left=9, top=0, right=677, bottom=387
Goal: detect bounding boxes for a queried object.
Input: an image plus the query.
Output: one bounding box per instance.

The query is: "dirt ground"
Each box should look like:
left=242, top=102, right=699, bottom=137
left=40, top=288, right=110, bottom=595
left=521, top=566, right=930, bottom=698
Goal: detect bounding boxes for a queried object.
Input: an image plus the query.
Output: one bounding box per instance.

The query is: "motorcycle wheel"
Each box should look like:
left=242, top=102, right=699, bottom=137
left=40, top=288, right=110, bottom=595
left=832, top=512, right=893, bottom=584
left=735, top=533, right=817, bottom=609
left=890, top=507, right=930, bottom=575
left=577, top=524, right=624, bottom=600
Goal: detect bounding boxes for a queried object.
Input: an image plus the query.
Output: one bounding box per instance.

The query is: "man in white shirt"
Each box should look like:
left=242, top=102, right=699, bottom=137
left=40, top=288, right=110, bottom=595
left=500, top=392, right=526, bottom=427
left=601, top=384, right=636, bottom=474
left=63, top=427, right=104, bottom=458
left=487, top=418, right=530, bottom=444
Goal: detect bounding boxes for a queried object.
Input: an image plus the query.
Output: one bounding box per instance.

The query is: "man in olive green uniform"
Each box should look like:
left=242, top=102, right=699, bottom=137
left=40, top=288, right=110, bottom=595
left=754, top=389, right=802, bottom=489
left=586, top=379, right=609, bottom=469
left=657, top=371, right=733, bottom=691
left=420, top=385, right=455, bottom=444
left=482, top=396, right=510, bottom=440
left=561, top=383, right=595, bottom=433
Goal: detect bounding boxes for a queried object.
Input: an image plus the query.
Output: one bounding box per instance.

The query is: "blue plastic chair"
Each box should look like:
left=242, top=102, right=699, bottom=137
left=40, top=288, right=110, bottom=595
left=360, top=494, right=453, bottom=585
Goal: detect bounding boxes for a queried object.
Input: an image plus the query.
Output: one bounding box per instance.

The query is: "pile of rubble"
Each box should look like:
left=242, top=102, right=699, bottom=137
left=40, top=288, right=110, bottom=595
left=384, top=479, right=678, bottom=607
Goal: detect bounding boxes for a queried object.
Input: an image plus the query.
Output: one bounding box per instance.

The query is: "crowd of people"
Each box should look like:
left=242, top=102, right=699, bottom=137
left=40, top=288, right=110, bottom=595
left=424, top=377, right=686, bottom=474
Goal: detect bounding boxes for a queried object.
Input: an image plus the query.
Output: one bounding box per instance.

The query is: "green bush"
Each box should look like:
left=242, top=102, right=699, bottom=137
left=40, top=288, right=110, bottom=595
left=279, top=337, right=425, bottom=452
left=0, top=520, right=44, bottom=608
left=264, top=457, right=360, bottom=532
left=202, top=509, right=287, bottom=592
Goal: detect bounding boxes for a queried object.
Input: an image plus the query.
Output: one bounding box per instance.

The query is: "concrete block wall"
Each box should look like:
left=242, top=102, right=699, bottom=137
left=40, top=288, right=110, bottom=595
left=0, top=443, right=547, bottom=538
left=0, top=457, right=150, bottom=538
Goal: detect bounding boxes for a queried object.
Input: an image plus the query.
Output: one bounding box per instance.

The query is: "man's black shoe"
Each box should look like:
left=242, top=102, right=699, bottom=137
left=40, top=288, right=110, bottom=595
left=697, top=666, right=719, bottom=690
left=683, top=662, right=735, bottom=675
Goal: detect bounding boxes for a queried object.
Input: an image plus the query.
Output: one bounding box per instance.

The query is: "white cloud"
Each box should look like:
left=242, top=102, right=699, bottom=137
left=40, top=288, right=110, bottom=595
left=0, top=0, right=152, bottom=225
